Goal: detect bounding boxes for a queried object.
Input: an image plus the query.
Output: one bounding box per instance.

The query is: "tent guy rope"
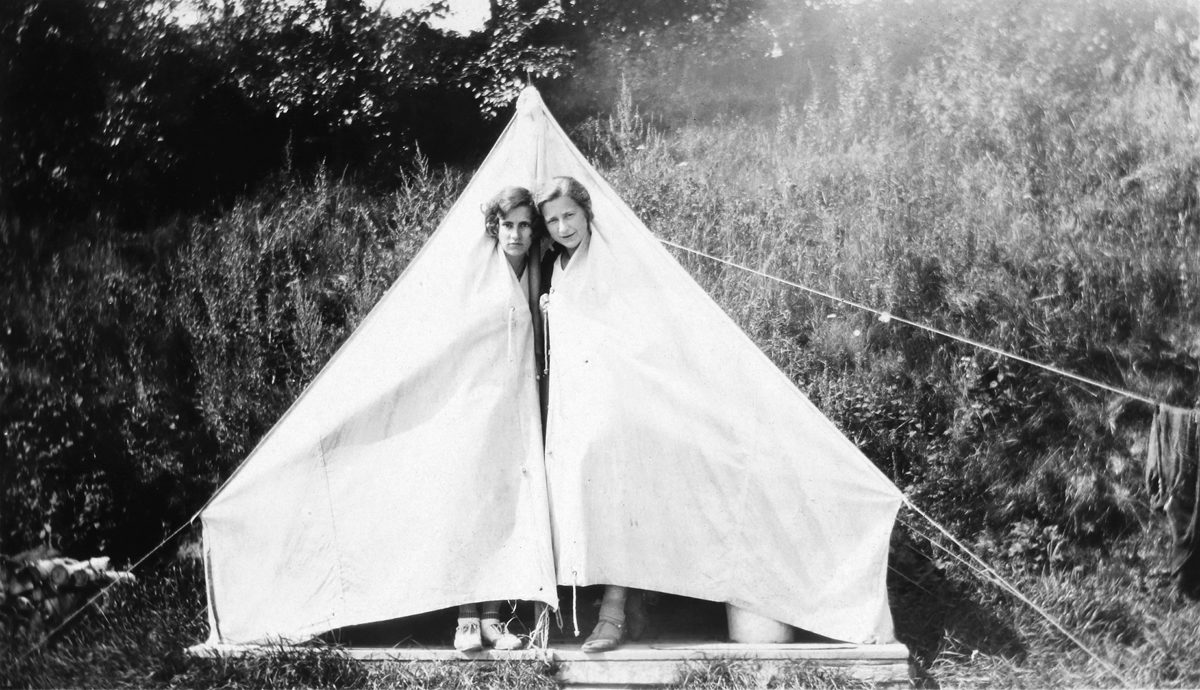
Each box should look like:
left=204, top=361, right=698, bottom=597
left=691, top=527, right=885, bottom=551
left=900, top=501, right=1134, bottom=688
left=657, top=234, right=1147, bottom=686
left=17, top=518, right=199, bottom=661
left=657, top=237, right=1162, bottom=408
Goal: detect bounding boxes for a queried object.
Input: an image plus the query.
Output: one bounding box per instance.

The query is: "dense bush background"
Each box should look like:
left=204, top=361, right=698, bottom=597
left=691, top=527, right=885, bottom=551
left=2, top=0, right=1198, bottom=685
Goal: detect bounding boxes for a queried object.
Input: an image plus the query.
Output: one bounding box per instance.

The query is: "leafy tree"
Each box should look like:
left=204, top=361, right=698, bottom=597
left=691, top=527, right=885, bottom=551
left=0, top=0, right=275, bottom=226
left=0, top=0, right=117, bottom=221
left=191, top=0, right=468, bottom=172
left=456, top=0, right=573, bottom=117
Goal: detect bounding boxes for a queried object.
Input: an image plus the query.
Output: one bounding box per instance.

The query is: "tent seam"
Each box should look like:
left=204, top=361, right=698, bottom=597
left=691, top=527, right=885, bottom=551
left=317, top=435, right=350, bottom=627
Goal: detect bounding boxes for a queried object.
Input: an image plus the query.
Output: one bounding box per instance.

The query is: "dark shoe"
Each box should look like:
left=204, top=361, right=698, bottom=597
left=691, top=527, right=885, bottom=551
left=581, top=616, right=624, bottom=652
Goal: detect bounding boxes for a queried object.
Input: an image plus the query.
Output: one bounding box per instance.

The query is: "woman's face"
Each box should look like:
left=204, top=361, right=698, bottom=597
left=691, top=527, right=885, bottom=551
left=497, top=205, right=535, bottom=259
left=541, top=196, right=589, bottom=253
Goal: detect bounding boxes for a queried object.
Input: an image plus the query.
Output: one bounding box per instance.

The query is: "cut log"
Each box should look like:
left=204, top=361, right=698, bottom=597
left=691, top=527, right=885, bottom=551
left=49, top=562, right=71, bottom=588
left=2, top=552, right=134, bottom=638
left=30, top=560, right=58, bottom=584
left=42, top=592, right=78, bottom=621
left=7, top=575, right=34, bottom=596
left=97, top=570, right=137, bottom=586
left=66, top=561, right=98, bottom=588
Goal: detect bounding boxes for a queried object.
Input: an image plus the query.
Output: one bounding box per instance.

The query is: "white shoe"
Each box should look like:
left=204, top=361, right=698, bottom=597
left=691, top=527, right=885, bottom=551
left=454, top=618, right=482, bottom=651
left=481, top=618, right=524, bottom=650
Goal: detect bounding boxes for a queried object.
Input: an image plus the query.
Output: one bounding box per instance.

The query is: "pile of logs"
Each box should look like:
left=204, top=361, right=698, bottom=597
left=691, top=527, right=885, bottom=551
left=1, top=555, right=136, bottom=635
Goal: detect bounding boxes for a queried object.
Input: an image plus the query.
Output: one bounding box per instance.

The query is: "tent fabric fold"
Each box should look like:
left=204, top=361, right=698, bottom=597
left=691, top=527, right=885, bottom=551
left=201, top=86, right=902, bottom=647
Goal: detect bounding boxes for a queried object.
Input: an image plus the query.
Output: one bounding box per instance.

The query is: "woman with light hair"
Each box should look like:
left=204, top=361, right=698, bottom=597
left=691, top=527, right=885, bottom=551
left=536, top=176, right=647, bottom=652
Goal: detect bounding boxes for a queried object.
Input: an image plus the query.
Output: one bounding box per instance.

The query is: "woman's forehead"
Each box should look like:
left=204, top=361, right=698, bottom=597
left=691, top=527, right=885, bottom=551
left=542, top=196, right=581, bottom=214
left=500, top=205, right=534, bottom=221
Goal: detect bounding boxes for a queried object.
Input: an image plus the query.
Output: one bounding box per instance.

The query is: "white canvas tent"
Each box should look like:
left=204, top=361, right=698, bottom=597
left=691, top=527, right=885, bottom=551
left=201, top=86, right=903, bottom=647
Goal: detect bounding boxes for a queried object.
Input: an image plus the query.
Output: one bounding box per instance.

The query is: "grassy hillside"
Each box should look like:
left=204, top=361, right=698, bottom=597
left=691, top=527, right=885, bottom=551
left=2, top=0, right=1198, bottom=686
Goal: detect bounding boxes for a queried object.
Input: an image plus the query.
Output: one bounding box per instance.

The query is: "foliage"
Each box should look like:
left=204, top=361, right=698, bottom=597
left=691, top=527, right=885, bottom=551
left=0, top=0, right=761, bottom=229
left=172, top=162, right=463, bottom=474
left=597, top=0, right=1198, bottom=549
left=190, top=0, right=483, bottom=170
left=0, top=561, right=207, bottom=688
left=2, top=0, right=1200, bottom=686
left=0, top=0, right=197, bottom=223
left=0, top=215, right=211, bottom=558
left=0, top=562, right=560, bottom=690
left=456, top=0, right=574, bottom=118
left=0, top=164, right=464, bottom=559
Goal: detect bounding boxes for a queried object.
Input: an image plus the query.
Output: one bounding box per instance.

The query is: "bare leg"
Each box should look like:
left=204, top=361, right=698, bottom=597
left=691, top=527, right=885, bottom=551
left=582, top=585, right=627, bottom=652
left=599, top=586, right=627, bottom=620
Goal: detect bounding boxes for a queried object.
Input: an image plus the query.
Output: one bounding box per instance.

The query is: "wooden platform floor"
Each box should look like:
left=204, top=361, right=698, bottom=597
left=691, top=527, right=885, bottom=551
left=188, top=640, right=913, bottom=688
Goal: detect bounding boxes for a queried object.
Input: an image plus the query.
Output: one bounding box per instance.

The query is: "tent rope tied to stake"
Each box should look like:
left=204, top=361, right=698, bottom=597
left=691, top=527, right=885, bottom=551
left=656, top=237, right=1162, bottom=408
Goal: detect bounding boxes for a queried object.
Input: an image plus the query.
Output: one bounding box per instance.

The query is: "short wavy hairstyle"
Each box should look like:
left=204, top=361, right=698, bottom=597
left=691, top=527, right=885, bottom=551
left=534, top=176, right=593, bottom=224
left=482, top=186, right=545, bottom=240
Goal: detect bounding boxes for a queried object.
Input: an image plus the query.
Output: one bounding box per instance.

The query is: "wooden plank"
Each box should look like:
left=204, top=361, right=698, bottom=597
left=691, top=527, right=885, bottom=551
left=189, top=643, right=552, bottom=661
left=556, top=642, right=911, bottom=661
left=186, top=641, right=913, bottom=688
left=190, top=641, right=907, bottom=661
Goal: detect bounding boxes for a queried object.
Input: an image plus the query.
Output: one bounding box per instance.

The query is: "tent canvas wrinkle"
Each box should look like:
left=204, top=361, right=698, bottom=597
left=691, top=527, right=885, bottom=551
left=200, top=86, right=902, bottom=647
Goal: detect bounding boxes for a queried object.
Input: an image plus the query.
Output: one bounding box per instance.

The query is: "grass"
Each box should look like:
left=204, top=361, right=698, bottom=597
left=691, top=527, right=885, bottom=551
left=0, top=560, right=560, bottom=689
left=672, top=658, right=873, bottom=689
left=888, top=530, right=1200, bottom=688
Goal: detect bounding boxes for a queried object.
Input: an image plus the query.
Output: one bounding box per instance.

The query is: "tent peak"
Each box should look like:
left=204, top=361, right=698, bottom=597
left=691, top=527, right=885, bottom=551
left=516, top=86, right=544, bottom=116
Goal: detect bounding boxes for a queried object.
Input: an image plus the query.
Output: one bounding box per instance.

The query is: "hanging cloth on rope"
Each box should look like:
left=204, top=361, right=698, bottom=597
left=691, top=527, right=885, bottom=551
left=1146, top=403, right=1200, bottom=599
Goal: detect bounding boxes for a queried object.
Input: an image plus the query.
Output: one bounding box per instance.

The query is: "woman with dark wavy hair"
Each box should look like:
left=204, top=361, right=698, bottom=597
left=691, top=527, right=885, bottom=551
left=451, top=185, right=545, bottom=652
left=484, top=185, right=545, bottom=281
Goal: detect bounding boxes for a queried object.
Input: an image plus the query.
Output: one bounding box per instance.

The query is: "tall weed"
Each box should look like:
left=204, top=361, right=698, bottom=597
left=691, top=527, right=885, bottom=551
left=171, top=162, right=464, bottom=483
